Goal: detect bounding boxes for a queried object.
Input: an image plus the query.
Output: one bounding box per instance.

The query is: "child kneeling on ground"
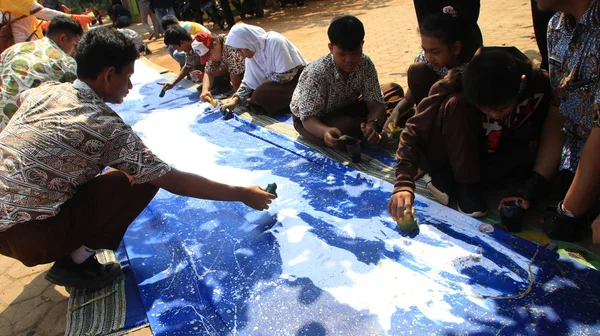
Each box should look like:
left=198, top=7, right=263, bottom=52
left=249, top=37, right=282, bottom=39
left=389, top=47, right=551, bottom=220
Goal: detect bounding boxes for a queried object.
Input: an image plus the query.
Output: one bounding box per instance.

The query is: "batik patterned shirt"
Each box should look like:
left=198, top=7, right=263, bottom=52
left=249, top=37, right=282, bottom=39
left=0, top=37, right=77, bottom=132
left=204, top=35, right=245, bottom=76
left=290, top=53, right=384, bottom=120
left=547, top=1, right=600, bottom=172
left=0, top=80, right=172, bottom=230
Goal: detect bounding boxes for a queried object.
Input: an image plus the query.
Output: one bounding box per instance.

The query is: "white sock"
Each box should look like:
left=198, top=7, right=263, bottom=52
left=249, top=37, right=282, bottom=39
left=70, top=245, right=95, bottom=264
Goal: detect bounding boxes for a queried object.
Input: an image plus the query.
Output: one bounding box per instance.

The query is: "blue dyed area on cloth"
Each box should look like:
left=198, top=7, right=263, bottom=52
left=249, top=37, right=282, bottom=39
left=112, top=61, right=600, bottom=336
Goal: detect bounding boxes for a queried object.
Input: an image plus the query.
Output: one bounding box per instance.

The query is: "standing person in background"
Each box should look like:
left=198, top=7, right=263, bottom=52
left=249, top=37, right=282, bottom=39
left=503, top=0, right=600, bottom=243
left=152, top=0, right=175, bottom=23
left=412, top=0, right=482, bottom=51
left=220, top=0, right=236, bottom=30
left=530, top=0, right=555, bottom=70
left=413, top=0, right=480, bottom=27
left=138, top=0, right=163, bottom=40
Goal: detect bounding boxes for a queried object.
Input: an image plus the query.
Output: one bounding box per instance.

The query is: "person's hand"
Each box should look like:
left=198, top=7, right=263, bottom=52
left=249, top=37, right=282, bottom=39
left=158, top=82, right=175, bottom=91
left=360, top=122, right=382, bottom=145
left=190, top=70, right=204, bottom=82
left=200, top=90, right=213, bottom=103
left=592, top=214, right=600, bottom=245
left=220, top=97, right=240, bottom=111
left=323, top=127, right=342, bottom=148
left=382, top=116, right=397, bottom=134
left=388, top=191, right=414, bottom=221
left=240, top=185, right=276, bottom=210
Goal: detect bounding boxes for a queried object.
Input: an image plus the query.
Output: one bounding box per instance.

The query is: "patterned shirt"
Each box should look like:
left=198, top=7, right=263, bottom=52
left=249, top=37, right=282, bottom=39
left=0, top=80, right=172, bottom=230
left=0, top=37, right=77, bottom=131
left=290, top=54, right=384, bottom=121
left=547, top=1, right=600, bottom=171
left=204, top=35, right=245, bottom=76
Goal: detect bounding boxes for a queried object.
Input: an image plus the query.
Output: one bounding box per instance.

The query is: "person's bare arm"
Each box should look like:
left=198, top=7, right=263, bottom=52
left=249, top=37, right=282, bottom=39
left=150, top=168, right=274, bottom=210
left=161, top=66, right=191, bottom=91
left=199, top=71, right=214, bottom=102
left=362, top=100, right=386, bottom=144
left=302, top=116, right=342, bottom=148
left=533, top=104, right=566, bottom=180
left=230, top=73, right=242, bottom=93
left=562, top=127, right=600, bottom=216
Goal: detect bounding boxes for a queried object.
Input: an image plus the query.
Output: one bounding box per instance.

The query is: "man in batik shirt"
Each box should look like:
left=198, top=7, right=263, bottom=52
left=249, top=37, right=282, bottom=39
left=290, top=15, right=403, bottom=149
left=0, top=16, right=82, bottom=131
left=508, top=0, right=600, bottom=243
left=0, top=28, right=273, bottom=289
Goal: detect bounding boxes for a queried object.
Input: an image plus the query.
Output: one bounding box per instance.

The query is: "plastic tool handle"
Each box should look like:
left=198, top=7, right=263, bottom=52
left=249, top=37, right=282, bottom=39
left=206, top=96, right=217, bottom=107
left=159, top=86, right=167, bottom=98
left=264, top=183, right=277, bottom=196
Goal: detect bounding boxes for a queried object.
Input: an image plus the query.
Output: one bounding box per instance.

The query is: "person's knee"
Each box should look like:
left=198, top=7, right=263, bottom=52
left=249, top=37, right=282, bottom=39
left=19, top=252, right=53, bottom=267
left=407, top=62, right=434, bottom=82
left=252, top=85, right=269, bottom=106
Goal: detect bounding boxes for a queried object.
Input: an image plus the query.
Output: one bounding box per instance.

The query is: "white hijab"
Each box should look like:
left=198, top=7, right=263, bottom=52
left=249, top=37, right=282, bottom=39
left=225, top=23, right=306, bottom=90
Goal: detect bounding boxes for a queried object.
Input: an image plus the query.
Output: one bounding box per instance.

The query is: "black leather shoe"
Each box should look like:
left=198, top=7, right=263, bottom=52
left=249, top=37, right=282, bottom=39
left=45, top=255, right=121, bottom=289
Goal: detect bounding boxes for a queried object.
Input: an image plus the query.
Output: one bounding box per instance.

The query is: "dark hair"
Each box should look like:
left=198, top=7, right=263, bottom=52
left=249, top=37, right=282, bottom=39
left=75, top=27, right=139, bottom=80
left=327, top=15, right=365, bottom=50
left=164, top=25, right=191, bottom=46
left=420, top=10, right=481, bottom=63
left=462, top=48, right=533, bottom=108
left=46, top=16, right=84, bottom=37
left=161, top=14, right=180, bottom=31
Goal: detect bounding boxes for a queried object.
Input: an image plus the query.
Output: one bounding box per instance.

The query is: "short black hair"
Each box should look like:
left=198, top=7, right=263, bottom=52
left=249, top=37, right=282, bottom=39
left=420, top=11, right=481, bottom=63
left=46, top=16, right=83, bottom=38
left=76, top=27, right=139, bottom=80
left=462, top=48, right=533, bottom=108
left=161, top=14, right=180, bottom=32
left=164, top=25, right=191, bottom=46
left=327, top=15, right=364, bottom=50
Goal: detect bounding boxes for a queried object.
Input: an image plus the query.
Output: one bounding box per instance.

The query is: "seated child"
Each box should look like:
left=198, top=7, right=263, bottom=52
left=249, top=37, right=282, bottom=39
left=290, top=15, right=403, bottom=149
left=385, top=6, right=482, bottom=132
left=389, top=47, right=551, bottom=220
left=220, top=23, right=307, bottom=115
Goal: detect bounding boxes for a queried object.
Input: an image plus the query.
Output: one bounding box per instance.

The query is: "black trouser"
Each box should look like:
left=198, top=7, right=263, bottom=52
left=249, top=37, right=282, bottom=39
left=220, top=0, right=236, bottom=27
left=413, top=0, right=480, bottom=26
left=530, top=0, right=555, bottom=70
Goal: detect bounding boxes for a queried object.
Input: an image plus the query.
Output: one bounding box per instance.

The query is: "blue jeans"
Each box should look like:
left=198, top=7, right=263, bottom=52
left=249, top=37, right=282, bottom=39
left=168, top=45, right=187, bottom=69
left=155, top=7, right=176, bottom=23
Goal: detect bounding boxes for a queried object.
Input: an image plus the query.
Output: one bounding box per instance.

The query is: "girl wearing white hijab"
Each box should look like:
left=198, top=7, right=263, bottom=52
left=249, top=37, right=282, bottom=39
left=220, top=23, right=306, bottom=115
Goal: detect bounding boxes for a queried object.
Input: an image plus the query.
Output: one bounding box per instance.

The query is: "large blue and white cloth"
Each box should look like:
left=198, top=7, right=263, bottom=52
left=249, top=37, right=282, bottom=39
left=112, top=60, right=600, bottom=336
